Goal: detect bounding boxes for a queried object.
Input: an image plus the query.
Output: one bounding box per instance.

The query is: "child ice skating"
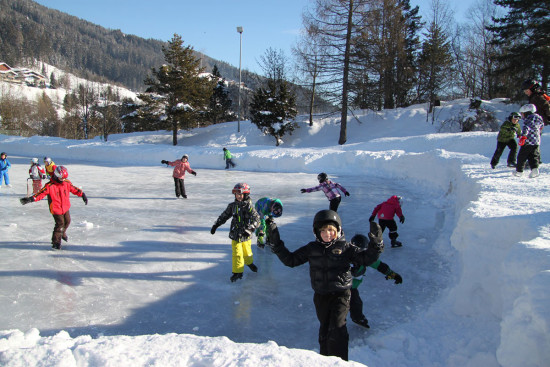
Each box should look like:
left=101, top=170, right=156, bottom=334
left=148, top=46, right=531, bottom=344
left=211, top=183, right=260, bottom=282
left=161, top=154, right=197, bottom=198
left=369, top=195, right=405, bottom=247
left=28, top=158, right=47, bottom=195
left=348, top=233, right=402, bottom=328
left=20, top=166, right=88, bottom=250
left=43, top=157, right=57, bottom=178
left=300, top=172, right=350, bottom=212
left=254, top=197, right=283, bottom=248
left=0, top=152, right=11, bottom=188
left=490, top=112, right=522, bottom=168
left=266, top=210, right=383, bottom=361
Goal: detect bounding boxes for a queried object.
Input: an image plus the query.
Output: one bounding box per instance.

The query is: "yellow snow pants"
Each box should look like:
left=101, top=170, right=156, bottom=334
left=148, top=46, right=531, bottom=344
left=231, top=239, right=253, bottom=273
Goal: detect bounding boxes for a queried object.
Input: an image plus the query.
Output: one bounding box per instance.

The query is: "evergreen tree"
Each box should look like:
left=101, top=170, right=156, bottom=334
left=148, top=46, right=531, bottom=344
left=488, top=0, right=550, bottom=90
left=250, top=79, right=298, bottom=146
left=417, top=2, right=454, bottom=108
left=207, top=65, right=233, bottom=124
left=144, top=34, right=214, bottom=145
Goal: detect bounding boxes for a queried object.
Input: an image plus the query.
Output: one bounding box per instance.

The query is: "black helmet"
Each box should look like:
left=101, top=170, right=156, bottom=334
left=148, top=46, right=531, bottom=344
left=317, top=172, right=328, bottom=183
left=350, top=234, right=369, bottom=249
left=312, top=210, right=341, bottom=240
left=0, top=152, right=6, bottom=157
left=521, top=79, right=540, bottom=91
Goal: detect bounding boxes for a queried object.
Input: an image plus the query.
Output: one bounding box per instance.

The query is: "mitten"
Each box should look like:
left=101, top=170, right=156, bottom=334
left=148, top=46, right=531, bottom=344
left=161, top=160, right=168, bottom=164
left=400, top=215, right=405, bottom=224
left=267, top=220, right=282, bottom=246
left=368, top=215, right=375, bottom=222
left=82, top=193, right=88, bottom=205
left=210, top=224, right=218, bottom=235
left=191, top=171, right=197, bottom=176
left=344, top=192, right=350, bottom=197
left=300, top=189, right=306, bottom=193
left=20, top=197, right=34, bottom=205
left=42, top=174, right=47, bottom=179
left=518, top=136, right=527, bottom=146
left=385, top=271, right=403, bottom=284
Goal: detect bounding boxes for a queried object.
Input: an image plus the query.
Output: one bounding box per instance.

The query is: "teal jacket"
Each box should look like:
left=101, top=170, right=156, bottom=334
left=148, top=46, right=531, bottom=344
left=351, top=260, right=393, bottom=289
left=497, top=119, right=521, bottom=143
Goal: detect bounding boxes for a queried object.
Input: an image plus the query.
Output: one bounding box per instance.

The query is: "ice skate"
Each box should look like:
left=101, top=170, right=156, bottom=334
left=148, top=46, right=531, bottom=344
left=352, top=317, right=370, bottom=328
left=230, top=273, right=243, bottom=282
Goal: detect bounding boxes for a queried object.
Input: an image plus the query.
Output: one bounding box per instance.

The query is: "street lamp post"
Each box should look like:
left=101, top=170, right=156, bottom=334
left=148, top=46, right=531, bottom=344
left=236, top=26, right=243, bottom=133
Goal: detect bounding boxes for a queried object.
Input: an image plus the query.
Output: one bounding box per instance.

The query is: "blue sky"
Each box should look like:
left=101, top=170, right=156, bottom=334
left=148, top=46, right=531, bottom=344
left=34, top=0, right=477, bottom=76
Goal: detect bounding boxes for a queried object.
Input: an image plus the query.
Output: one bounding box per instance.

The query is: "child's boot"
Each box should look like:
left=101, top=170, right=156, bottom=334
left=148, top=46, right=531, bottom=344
left=247, top=263, right=258, bottom=272
left=352, top=316, right=370, bottom=328
left=391, top=239, right=402, bottom=248
left=230, top=273, right=243, bottom=282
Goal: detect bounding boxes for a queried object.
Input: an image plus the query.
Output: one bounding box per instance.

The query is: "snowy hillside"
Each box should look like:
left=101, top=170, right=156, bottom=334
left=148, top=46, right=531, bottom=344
left=0, top=99, right=548, bottom=367
left=0, top=62, right=137, bottom=119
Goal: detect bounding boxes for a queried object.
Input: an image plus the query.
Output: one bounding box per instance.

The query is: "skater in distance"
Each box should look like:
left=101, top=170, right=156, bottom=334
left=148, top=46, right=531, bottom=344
left=161, top=154, right=197, bottom=199
left=300, top=172, right=350, bottom=212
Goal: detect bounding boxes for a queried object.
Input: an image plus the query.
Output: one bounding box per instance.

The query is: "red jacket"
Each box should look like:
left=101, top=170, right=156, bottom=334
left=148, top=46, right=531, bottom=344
left=372, top=195, right=403, bottom=220
left=167, top=160, right=194, bottom=179
left=32, top=179, right=84, bottom=215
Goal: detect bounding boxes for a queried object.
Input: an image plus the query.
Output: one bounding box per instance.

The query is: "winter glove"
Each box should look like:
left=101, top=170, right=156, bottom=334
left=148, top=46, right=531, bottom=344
left=368, top=215, right=375, bottom=222
left=20, top=197, right=34, bottom=205
left=191, top=171, right=197, bottom=176
left=399, top=215, right=405, bottom=224
left=300, top=189, right=306, bottom=193
left=344, top=191, right=350, bottom=197
left=42, top=174, right=47, bottom=179
left=82, top=193, right=88, bottom=205
left=518, top=136, right=527, bottom=146
left=210, top=224, right=218, bottom=235
left=266, top=220, right=282, bottom=247
left=385, top=271, right=403, bottom=284
left=161, top=160, right=168, bottom=165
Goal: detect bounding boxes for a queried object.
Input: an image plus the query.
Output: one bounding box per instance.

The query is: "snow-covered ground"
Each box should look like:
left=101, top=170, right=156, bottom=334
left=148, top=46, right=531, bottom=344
left=0, top=98, right=548, bottom=367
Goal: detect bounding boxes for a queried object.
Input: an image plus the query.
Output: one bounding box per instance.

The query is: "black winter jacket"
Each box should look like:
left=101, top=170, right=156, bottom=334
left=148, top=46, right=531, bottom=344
left=214, top=197, right=260, bottom=242
left=272, top=234, right=381, bottom=294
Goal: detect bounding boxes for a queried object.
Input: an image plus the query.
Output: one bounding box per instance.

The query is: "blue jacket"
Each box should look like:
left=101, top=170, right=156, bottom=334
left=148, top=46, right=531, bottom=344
left=0, top=158, right=11, bottom=172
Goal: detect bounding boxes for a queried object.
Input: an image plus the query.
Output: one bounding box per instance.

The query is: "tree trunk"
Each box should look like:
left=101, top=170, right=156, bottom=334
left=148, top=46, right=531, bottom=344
left=339, top=0, right=353, bottom=145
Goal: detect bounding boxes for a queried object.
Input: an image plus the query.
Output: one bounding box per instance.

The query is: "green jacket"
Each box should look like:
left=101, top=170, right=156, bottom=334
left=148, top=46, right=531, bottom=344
left=224, top=149, right=233, bottom=160
left=497, top=119, right=521, bottom=143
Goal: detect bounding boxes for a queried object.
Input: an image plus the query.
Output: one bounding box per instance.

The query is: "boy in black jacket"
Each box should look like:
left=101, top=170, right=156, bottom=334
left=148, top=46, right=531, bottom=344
left=267, top=210, right=384, bottom=361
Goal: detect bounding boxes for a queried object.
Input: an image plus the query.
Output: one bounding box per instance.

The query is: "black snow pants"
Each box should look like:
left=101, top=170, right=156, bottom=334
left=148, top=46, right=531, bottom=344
left=379, top=219, right=399, bottom=241
left=173, top=177, right=186, bottom=198
left=516, top=145, right=540, bottom=172
left=52, top=211, right=71, bottom=246
left=329, top=196, right=342, bottom=212
left=313, top=289, right=350, bottom=361
left=349, top=288, right=365, bottom=321
left=491, top=139, right=518, bottom=167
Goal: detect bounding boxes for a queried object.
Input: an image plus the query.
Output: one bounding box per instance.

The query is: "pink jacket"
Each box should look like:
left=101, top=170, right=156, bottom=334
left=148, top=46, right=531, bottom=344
left=168, top=160, right=194, bottom=179
left=372, top=195, right=403, bottom=220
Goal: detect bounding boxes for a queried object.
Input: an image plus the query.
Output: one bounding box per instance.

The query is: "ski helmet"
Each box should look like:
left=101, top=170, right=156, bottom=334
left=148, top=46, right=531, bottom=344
left=509, top=112, right=521, bottom=120
left=270, top=200, right=283, bottom=217
left=317, top=172, right=328, bottom=183
left=181, top=154, right=189, bottom=160
left=44, top=157, right=52, bottom=164
left=232, top=183, right=251, bottom=195
left=53, top=166, right=68, bottom=181
left=31, top=158, right=39, bottom=164
left=0, top=152, right=6, bottom=157
left=350, top=234, right=369, bottom=249
left=521, top=79, right=540, bottom=91
left=312, top=209, right=341, bottom=240
left=519, top=104, right=537, bottom=114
